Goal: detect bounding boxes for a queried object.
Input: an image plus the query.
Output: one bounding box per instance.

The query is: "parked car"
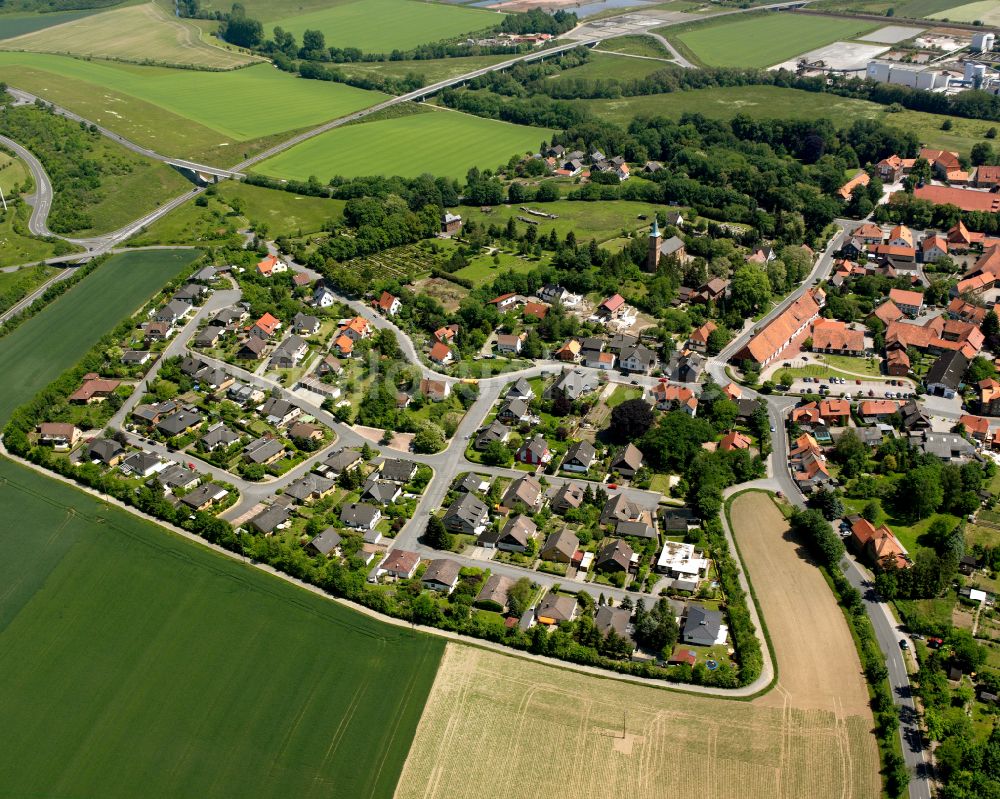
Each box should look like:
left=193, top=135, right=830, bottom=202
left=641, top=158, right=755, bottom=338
left=900, top=639, right=909, bottom=650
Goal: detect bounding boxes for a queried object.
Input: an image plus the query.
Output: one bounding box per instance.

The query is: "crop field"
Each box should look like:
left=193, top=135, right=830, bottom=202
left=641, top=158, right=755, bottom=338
left=0, top=457, right=443, bottom=798
left=0, top=249, right=197, bottom=423
left=396, top=644, right=880, bottom=799
left=0, top=8, right=103, bottom=40
left=0, top=54, right=386, bottom=163
left=930, top=0, right=1000, bottom=24
left=266, top=0, right=503, bottom=53
left=461, top=199, right=660, bottom=243
left=671, top=13, right=878, bottom=67
left=578, top=85, right=999, bottom=153
left=255, top=110, right=548, bottom=181
left=129, top=181, right=345, bottom=247
left=0, top=3, right=256, bottom=69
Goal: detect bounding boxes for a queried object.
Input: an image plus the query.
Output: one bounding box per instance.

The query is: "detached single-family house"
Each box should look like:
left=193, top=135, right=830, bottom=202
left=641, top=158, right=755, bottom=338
left=474, top=420, right=510, bottom=451
left=419, top=378, right=450, bottom=402
left=291, top=312, right=321, bottom=335
left=595, top=539, right=634, bottom=573
left=421, top=559, right=461, bottom=593
left=501, top=475, right=543, bottom=511
left=540, top=529, right=580, bottom=563
left=373, top=550, right=420, bottom=581
left=443, top=493, right=489, bottom=535
left=496, top=333, right=524, bottom=356
left=250, top=504, right=291, bottom=535
left=243, top=435, right=286, bottom=466
left=340, top=502, right=382, bottom=531
left=682, top=606, right=726, bottom=646
left=87, top=438, right=125, bottom=466
left=475, top=574, right=513, bottom=611
left=376, top=291, right=401, bottom=317
left=536, top=593, right=577, bottom=625
left=37, top=422, right=79, bottom=449
left=307, top=528, right=342, bottom=558
left=516, top=434, right=552, bottom=466
left=620, top=344, right=657, bottom=374
left=429, top=341, right=454, bottom=366
left=483, top=514, right=536, bottom=552
left=180, top=482, right=228, bottom=512
left=562, top=440, right=597, bottom=473
left=610, top=443, right=644, bottom=478
left=550, top=482, right=585, bottom=513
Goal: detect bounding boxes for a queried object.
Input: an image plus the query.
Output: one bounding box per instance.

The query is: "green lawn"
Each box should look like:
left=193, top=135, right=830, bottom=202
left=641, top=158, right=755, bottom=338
left=606, top=385, right=643, bottom=408
left=812, top=354, right=885, bottom=377
left=453, top=250, right=544, bottom=286
left=0, top=54, right=386, bottom=163
left=462, top=199, right=659, bottom=244
left=930, top=0, right=1000, bottom=24
left=671, top=13, right=878, bottom=67
left=255, top=110, right=548, bottom=181
left=266, top=0, right=502, bottom=53
left=0, top=456, right=443, bottom=799
left=577, top=85, right=1000, bottom=155
left=842, top=497, right=959, bottom=554
left=0, top=203, right=67, bottom=266
left=0, top=261, right=58, bottom=310
left=0, top=249, right=198, bottom=423
left=774, top=364, right=896, bottom=384
left=595, top=34, right=674, bottom=59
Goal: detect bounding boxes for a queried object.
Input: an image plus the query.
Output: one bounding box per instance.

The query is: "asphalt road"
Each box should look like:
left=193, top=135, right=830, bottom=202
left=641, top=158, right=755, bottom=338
left=0, top=132, right=55, bottom=238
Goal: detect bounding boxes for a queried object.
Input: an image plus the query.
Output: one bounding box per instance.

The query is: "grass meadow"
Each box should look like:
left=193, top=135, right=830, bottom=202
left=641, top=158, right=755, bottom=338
left=930, top=0, right=1000, bottom=24
left=671, top=13, right=878, bottom=67
left=0, top=249, right=198, bottom=423
left=0, top=8, right=103, bottom=40
left=595, top=34, right=674, bottom=59
left=578, top=85, right=1000, bottom=154
left=0, top=457, right=443, bottom=799
left=461, top=199, right=658, bottom=243
left=255, top=110, right=548, bottom=180
left=266, top=0, right=503, bottom=53
left=0, top=3, right=256, bottom=69
left=335, top=53, right=512, bottom=85
left=0, top=54, right=386, bottom=163
left=550, top=51, right=673, bottom=82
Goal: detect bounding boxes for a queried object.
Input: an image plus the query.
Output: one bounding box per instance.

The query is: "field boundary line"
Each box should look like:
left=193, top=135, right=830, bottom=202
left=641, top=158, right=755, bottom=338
left=1, top=445, right=780, bottom=701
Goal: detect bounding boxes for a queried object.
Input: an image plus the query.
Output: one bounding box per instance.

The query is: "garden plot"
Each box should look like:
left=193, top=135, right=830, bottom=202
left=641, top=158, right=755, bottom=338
left=857, top=25, right=925, bottom=43
left=771, top=41, right=890, bottom=71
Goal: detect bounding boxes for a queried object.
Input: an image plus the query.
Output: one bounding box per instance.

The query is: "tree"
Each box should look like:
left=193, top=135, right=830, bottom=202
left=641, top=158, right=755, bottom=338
left=506, top=577, right=534, bottom=616
left=966, top=354, right=996, bottom=383
left=862, top=500, right=880, bottom=523
left=632, top=598, right=678, bottom=656
left=609, top=398, right=655, bottom=443
left=482, top=440, right=513, bottom=467
left=222, top=5, right=263, bottom=47
left=811, top=487, right=845, bottom=520
left=410, top=592, right=443, bottom=625
left=898, top=464, right=944, bottom=520
left=831, top=429, right=867, bottom=478
left=423, top=515, right=453, bottom=550
left=790, top=508, right=844, bottom=568
left=729, top=264, right=772, bottom=318
left=982, top=310, right=1000, bottom=348
left=413, top=422, right=446, bottom=454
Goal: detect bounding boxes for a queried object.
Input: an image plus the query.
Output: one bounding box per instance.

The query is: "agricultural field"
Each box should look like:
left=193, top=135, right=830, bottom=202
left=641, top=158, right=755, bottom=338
left=128, top=181, right=346, bottom=247
left=0, top=457, right=443, bottom=799
left=0, top=54, right=386, bottom=164
left=265, top=0, right=503, bottom=53
left=813, top=0, right=956, bottom=15
left=461, top=199, right=660, bottom=244
left=0, top=249, right=198, bottom=423
left=930, top=0, right=1000, bottom=24
left=578, top=85, right=1000, bottom=154
left=670, top=13, right=878, bottom=68
left=0, top=8, right=103, bottom=39
left=0, top=3, right=257, bottom=69
left=255, top=109, right=548, bottom=181
left=595, top=33, right=674, bottom=59
left=396, top=643, right=880, bottom=799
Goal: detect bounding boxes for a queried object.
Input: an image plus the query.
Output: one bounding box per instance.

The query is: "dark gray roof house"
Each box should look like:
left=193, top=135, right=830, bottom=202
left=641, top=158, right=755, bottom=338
left=156, top=409, right=203, bottom=437
left=544, top=369, right=598, bottom=401
left=243, top=435, right=286, bottom=465
left=506, top=377, right=534, bottom=400
left=285, top=474, right=336, bottom=503
left=307, top=528, right=342, bottom=557
left=421, top=559, right=462, bottom=593
left=614, top=519, right=657, bottom=540
left=443, top=492, right=489, bottom=535
left=536, top=593, right=577, bottom=624
left=180, top=482, right=227, bottom=510
left=540, top=529, right=579, bottom=563
left=201, top=422, right=240, bottom=451
left=119, top=451, right=165, bottom=478
left=659, top=236, right=685, bottom=258
left=122, top=349, right=152, bottom=365
left=925, top=351, right=968, bottom=396
left=496, top=514, right=537, bottom=552
left=340, top=502, right=381, bottom=530
left=611, top=443, right=644, bottom=477
left=151, top=464, right=199, bottom=492
left=595, top=605, right=632, bottom=639
left=475, top=573, right=513, bottom=610
left=194, top=327, right=222, bottom=348
left=361, top=477, right=402, bottom=505
left=379, top=458, right=418, bottom=484
left=455, top=473, right=489, bottom=494
left=292, top=312, right=321, bottom=335
left=250, top=504, right=291, bottom=535
left=259, top=397, right=299, bottom=426
left=596, top=539, right=634, bottom=572
left=682, top=606, right=723, bottom=647
left=550, top=482, right=584, bottom=512
left=562, top=440, right=597, bottom=472
left=475, top=420, right=510, bottom=451
left=87, top=438, right=125, bottom=465
left=600, top=493, right=648, bottom=526
left=323, top=449, right=363, bottom=474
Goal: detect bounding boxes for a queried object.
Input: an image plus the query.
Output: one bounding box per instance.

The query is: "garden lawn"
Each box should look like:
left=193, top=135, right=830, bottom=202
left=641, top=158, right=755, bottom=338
left=255, top=110, right=548, bottom=181
left=0, top=54, right=386, bottom=163
left=813, top=354, right=885, bottom=377
left=672, top=13, right=878, bottom=67
left=453, top=250, right=545, bottom=286
left=0, top=3, right=256, bottom=69
left=0, top=249, right=197, bottom=423
left=841, top=497, right=959, bottom=554
left=0, top=457, right=443, bottom=799
left=266, top=0, right=502, bottom=53
left=461, top=199, right=658, bottom=243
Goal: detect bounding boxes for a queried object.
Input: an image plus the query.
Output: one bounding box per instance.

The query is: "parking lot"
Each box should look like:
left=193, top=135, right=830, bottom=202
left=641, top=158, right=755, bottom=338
left=786, top=376, right=916, bottom=400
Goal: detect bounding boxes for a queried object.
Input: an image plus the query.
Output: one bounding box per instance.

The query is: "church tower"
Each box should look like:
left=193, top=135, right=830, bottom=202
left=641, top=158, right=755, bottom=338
left=646, top=216, right=661, bottom=272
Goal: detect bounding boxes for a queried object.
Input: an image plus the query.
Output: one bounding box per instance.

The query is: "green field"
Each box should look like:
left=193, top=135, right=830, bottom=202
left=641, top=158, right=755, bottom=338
left=671, top=13, right=878, bottom=67
left=0, top=456, right=443, bottom=798
left=930, top=0, right=1000, bottom=23
left=595, top=34, right=674, bottom=59
left=0, top=261, right=58, bottom=309
left=0, top=54, right=386, bottom=163
left=578, top=85, right=1000, bottom=154
left=335, top=53, right=512, bottom=86
left=266, top=0, right=502, bottom=53
left=550, top=51, right=673, bottom=82
left=462, top=199, right=662, bottom=243
left=1, top=3, right=256, bottom=68
left=0, top=249, right=197, bottom=423
left=0, top=8, right=104, bottom=39
left=256, top=110, right=548, bottom=181
left=129, top=181, right=346, bottom=246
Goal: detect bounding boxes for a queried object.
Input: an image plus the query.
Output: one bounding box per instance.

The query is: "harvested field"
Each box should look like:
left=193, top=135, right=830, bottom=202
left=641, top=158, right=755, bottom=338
left=732, top=491, right=871, bottom=714
left=395, top=643, right=880, bottom=799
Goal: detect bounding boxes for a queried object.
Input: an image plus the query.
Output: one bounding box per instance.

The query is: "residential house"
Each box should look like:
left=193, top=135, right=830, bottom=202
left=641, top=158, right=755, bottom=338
left=85, top=438, right=125, bottom=466
left=501, top=475, right=543, bottom=511
left=594, top=606, right=632, bottom=640
left=540, top=529, right=580, bottom=564
left=307, top=528, right=342, bottom=558
left=872, top=300, right=904, bottom=326
left=121, top=350, right=152, bottom=366
left=317, top=355, right=343, bottom=377
left=598, top=294, right=626, bottom=319
left=270, top=335, right=308, bottom=369
left=373, top=550, right=420, bottom=581
left=488, top=292, right=522, bottom=312
left=610, top=443, right=644, bottom=478
left=194, top=326, right=221, bottom=348
left=900, top=400, right=931, bottom=432
left=536, top=593, right=577, bottom=625
left=886, top=349, right=910, bottom=376
left=497, top=398, right=532, bottom=425
left=474, top=420, right=510, bottom=451
left=852, top=222, right=885, bottom=245
left=291, top=312, right=321, bottom=335
left=441, top=212, right=463, bottom=235
left=429, top=341, right=454, bottom=366
left=156, top=409, right=202, bottom=438
left=550, top=482, right=585, bottom=513
left=600, top=493, right=653, bottom=528
left=119, top=451, right=167, bottom=478
left=487, top=514, right=537, bottom=552
left=888, top=288, right=925, bottom=317
left=912, top=431, right=977, bottom=462
left=506, top=377, right=534, bottom=401
left=651, top=383, right=698, bottom=416
left=313, top=285, right=337, bottom=308
left=37, top=422, right=79, bottom=449
left=475, top=574, right=513, bottom=611
left=419, top=378, right=450, bottom=404
left=959, top=414, right=991, bottom=442
left=925, top=351, right=968, bottom=398
left=595, top=539, right=634, bottom=573
left=688, top=321, right=717, bottom=353
left=620, top=344, right=657, bottom=374
left=454, top=473, right=489, bottom=494
left=555, top=339, right=582, bottom=362
left=320, top=449, right=363, bottom=475
left=152, top=464, right=199, bottom=493
left=379, top=459, right=418, bottom=485
left=544, top=369, right=598, bottom=401
left=249, top=312, right=282, bottom=339
left=516, top=434, right=552, bottom=466
left=375, top=291, right=401, bottom=316
left=200, top=422, right=240, bottom=451
left=421, top=559, right=461, bottom=594
left=877, top=155, right=904, bottom=183
left=243, top=435, right=286, bottom=466
left=810, top=319, right=864, bottom=356
left=256, top=254, right=286, bottom=276
left=849, top=515, right=909, bottom=569
left=288, top=422, right=323, bottom=443
left=180, top=483, right=228, bottom=512
left=68, top=374, right=121, bottom=404
left=496, top=333, right=524, bottom=356
left=523, top=301, right=549, bottom=321
left=789, top=433, right=831, bottom=488
left=682, top=606, right=726, bottom=646
left=980, top=378, right=1000, bottom=415
left=340, top=502, right=382, bottom=531
left=837, top=171, right=870, bottom=200
left=922, top=235, right=949, bottom=263
left=538, top=284, right=568, bottom=303
left=285, top=474, right=337, bottom=504
left=858, top=400, right=903, bottom=424
left=443, top=492, right=489, bottom=535
left=719, top=430, right=752, bottom=452
left=144, top=321, right=172, bottom=342
left=562, top=440, right=597, bottom=473
left=259, top=397, right=300, bottom=427
left=434, top=324, right=459, bottom=344
left=238, top=336, right=268, bottom=360
left=250, top=505, right=291, bottom=535
left=670, top=351, right=705, bottom=384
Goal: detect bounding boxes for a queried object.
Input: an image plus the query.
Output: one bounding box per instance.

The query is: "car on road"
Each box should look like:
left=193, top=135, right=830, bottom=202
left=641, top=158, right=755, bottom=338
left=630, top=380, right=639, bottom=385
left=899, top=639, right=909, bottom=650
left=770, top=424, right=776, bottom=432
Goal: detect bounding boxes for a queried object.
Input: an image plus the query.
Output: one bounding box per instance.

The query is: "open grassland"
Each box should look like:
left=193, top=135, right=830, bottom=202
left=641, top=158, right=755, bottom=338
left=0, top=249, right=197, bottom=423
left=267, top=0, right=502, bottom=53
left=0, top=148, right=29, bottom=193
left=0, top=54, right=386, bottom=163
left=550, top=51, right=672, bottom=81
left=578, top=85, right=999, bottom=154
left=0, top=3, right=256, bottom=68
left=813, top=0, right=955, bottom=15
left=335, top=53, right=513, bottom=86
left=0, top=8, right=103, bottom=39
left=396, top=643, right=880, bottom=799
left=462, top=199, right=658, bottom=243
left=129, top=181, right=346, bottom=246
left=596, top=33, right=674, bottom=59
left=0, top=262, right=58, bottom=309
left=0, top=205, right=65, bottom=267
left=671, top=13, right=878, bottom=67
left=0, top=457, right=443, bottom=798
left=930, top=0, right=1000, bottom=23
left=730, top=492, right=872, bottom=715
left=255, top=110, right=547, bottom=181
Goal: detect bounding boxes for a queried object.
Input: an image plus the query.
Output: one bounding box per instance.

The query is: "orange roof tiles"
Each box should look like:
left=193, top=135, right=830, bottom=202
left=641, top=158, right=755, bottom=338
left=872, top=300, right=903, bottom=324
left=960, top=414, right=990, bottom=438
left=690, top=320, right=717, bottom=345
left=429, top=341, right=452, bottom=363
left=810, top=319, right=864, bottom=353
left=859, top=400, right=902, bottom=417
left=256, top=254, right=279, bottom=275
left=888, top=288, right=924, bottom=309
left=737, top=289, right=821, bottom=364
left=720, top=430, right=752, bottom=451
left=911, top=185, right=1000, bottom=213
left=254, top=313, right=281, bottom=336
left=838, top=172, right=870, bottom=200
left=523, top=302, right=549, bottom=320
